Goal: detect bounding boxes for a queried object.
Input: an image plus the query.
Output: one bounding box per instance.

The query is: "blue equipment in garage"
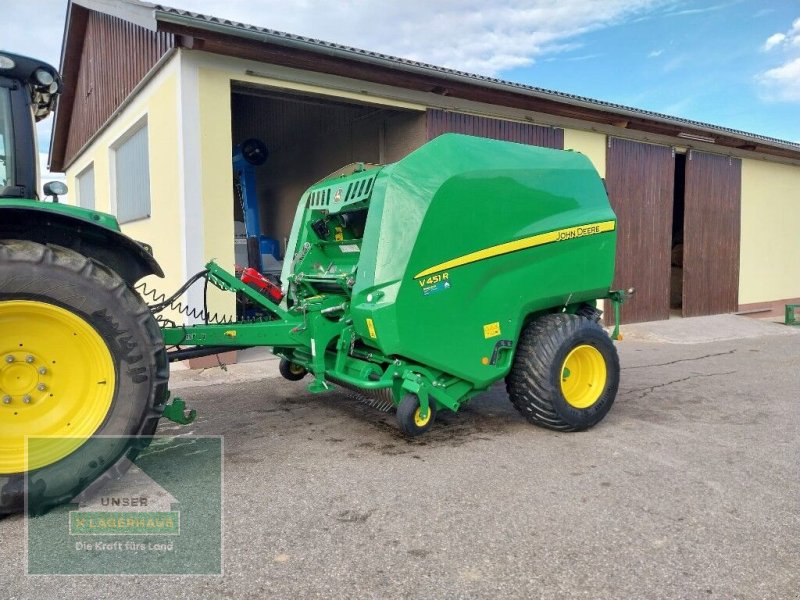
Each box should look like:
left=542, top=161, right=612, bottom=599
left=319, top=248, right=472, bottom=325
left=233, top=138, right=280, bottom=272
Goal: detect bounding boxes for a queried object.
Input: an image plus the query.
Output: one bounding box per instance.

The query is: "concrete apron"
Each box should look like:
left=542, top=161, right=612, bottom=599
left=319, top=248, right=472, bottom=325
left=616, top=313, right=799, bottom=344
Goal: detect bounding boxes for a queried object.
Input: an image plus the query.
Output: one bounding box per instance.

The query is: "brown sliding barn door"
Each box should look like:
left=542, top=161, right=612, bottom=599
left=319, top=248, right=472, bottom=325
left=606, top=138, right=675, bottom=323
left=426, top=109, right=564, bottom=149
left=682, top=151, right=742, bottom=317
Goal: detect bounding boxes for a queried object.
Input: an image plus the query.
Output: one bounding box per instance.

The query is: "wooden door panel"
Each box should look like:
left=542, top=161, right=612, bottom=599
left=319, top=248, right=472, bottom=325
left=605, top=138, right=675, bottom=323
left=682, top=151, right=741, bottom=316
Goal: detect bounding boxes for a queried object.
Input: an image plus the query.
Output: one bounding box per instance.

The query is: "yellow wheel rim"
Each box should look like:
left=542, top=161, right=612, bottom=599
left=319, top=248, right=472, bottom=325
left=0, top=300, right=116, bottom=474
left=413, top=406, right=432, bottom=427
left=289, top=363, right=305, bottom=375
left=560, top=344, right=607, bottom=409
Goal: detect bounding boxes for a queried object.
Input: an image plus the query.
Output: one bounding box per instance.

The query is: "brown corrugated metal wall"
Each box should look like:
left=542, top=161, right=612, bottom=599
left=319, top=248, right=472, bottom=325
left=682, top=150, right=742, bottom=317
left=231, top=91, right=393, bottom=241
left=426, top=109, right=564, bottom=148
left=231, top=90, right=382, bottom=157
left=64, top=12, right=173, bottom=165
left=606, top=138, right=675, bottom=323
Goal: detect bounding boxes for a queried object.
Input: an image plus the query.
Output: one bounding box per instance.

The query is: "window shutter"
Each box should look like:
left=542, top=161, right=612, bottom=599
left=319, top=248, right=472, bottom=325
left=114, top=124, right=151, bottom=223
left=76, top=165, right=95, bottom=210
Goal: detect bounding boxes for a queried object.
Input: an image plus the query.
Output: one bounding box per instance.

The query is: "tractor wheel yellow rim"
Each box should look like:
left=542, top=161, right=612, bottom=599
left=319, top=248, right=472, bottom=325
left=0, top=300, right=116, bottom=474
left=560, top=344, right=607, bottom=409
left=289, top=363, right=305, bottom=375
left=413, top=406, right=432, bottom=428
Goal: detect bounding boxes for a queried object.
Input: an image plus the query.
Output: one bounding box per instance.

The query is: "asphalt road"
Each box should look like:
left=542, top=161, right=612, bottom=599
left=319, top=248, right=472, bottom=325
left=2, top=320, right=799, bottom=599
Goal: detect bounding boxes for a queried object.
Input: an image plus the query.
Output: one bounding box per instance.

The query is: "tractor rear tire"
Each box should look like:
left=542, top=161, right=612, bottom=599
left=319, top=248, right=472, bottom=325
left=396, top=393, right=436, bottom=437
left=0, top=241, right=168, bottom=514
left=506, top=313, right=619, bottom=431
left=279, top=358, right=307, bottom=381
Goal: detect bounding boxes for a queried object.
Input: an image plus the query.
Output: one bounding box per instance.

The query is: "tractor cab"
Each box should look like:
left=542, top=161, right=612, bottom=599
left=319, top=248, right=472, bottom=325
left=0, top=51, right=63, bottom=201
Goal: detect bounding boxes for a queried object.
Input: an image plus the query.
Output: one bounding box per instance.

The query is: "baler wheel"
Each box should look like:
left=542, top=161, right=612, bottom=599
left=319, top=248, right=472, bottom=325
left=396, top=394, right=436, bottom=437
left=279, top=358, right=307, bottom=381
left=506, top=313, right=619, bottom=431
left=0, top=240, right=167, bottom=514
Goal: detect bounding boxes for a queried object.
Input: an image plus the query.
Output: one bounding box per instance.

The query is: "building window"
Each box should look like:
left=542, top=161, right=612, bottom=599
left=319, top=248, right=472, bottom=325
left=76, top=164, right=95, bottom=210
left=113, top=121, right=151, bottom=223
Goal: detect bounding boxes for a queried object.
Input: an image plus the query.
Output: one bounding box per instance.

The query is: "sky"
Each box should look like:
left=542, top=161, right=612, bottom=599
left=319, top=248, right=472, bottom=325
left=3, top=0, right=799, bottom=184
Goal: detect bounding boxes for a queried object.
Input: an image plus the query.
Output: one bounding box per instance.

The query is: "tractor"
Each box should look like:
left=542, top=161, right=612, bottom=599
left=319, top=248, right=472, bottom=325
left=0, top=52, right=167, bottom=514
left=0, top=52, right=626, bottom=515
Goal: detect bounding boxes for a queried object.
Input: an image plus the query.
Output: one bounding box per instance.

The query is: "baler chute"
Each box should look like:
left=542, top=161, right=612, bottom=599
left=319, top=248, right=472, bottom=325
left=163, top=133, right=624, bottom=435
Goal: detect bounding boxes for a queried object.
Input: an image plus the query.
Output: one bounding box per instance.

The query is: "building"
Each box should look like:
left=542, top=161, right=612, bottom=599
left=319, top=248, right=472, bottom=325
left=51, top=0, right=800, bottom=325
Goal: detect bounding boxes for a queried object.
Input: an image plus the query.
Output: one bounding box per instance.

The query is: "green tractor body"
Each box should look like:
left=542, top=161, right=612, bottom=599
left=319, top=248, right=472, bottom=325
left=0, top=51, right=166, bottom=514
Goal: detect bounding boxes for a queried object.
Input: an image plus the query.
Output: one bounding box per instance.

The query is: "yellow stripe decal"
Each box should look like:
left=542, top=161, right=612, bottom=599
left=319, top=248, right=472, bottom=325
left=365, top=318, right=377, bottom=339
left=414, top=220, right=616, bottom=279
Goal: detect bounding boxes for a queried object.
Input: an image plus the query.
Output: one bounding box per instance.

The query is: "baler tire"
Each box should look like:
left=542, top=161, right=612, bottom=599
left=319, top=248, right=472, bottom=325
left=0, top=240, right=168, bottom=515
left=279, top=358, right=307, bottom=381
left=396, top=394, right=436, bottom=437
left=506, top=313, right=619, bottom=432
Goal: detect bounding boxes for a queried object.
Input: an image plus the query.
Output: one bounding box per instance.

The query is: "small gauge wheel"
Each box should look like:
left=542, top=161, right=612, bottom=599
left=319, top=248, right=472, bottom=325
left=396, top=393, right=436, bottom=437
left=279, top=358, right=307, bottom=381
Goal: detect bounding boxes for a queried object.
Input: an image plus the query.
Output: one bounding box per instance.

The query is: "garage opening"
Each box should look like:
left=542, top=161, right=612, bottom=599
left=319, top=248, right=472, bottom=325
left=229, top=84, right=425, bottom=292
left=670, top=152, right=686, bottom=315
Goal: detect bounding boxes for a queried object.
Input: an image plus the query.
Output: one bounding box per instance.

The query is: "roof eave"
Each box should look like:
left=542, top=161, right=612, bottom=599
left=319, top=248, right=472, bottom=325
left=49, top=1, right=89, bottom=173
left=50, top=0, right=159, bottom=172
left=154, top=8, right=800, bottom=159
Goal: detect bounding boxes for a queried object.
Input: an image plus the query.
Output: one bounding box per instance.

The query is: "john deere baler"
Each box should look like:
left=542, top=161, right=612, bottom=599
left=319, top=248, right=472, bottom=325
left=162, top=133, right=623, bottom=435
left=1, top=50, right=628, bottom=516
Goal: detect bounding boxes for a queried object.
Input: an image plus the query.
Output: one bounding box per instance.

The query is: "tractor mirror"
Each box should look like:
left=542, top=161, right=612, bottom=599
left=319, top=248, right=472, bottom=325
left=43, top=180, right=67, bottom=202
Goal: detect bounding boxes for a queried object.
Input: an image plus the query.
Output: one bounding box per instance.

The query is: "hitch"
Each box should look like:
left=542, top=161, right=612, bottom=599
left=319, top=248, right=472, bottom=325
left=162, top=394, right=197, bottom=425
left=608, top=288, right=635, bottom=341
